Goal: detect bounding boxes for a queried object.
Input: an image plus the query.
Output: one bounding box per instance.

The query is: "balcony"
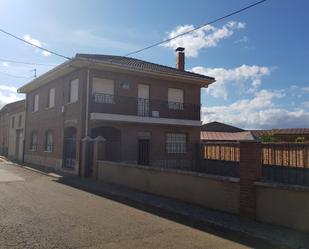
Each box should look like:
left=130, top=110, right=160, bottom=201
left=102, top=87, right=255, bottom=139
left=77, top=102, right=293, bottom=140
left=90, top=93, right=200, bottom=121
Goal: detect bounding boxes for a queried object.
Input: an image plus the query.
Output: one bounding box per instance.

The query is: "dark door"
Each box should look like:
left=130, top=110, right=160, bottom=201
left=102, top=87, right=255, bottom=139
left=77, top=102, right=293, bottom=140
left=138, top=139, right=150, bottom=165
left=63, top=137, right=76, bottom=169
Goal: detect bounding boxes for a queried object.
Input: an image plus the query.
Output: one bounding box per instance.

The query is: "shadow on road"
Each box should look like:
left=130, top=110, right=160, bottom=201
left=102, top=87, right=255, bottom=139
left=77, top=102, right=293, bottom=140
left=52, top=173, right=274, bottom=249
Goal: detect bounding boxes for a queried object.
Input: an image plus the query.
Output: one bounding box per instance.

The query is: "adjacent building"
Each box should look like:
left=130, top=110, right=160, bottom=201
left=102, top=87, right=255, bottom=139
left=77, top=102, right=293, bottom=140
left=18, top=48, right=215, bottom=174
left=0, top=100, right=25, bottom=161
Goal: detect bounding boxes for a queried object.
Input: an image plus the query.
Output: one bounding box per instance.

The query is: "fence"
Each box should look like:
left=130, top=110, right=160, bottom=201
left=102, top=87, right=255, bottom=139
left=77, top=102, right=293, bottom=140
left=198, top=142, right=240, bottom=177
left=199, top=141, right=309, bottom=186
left=262, top=143, right=309, bottom=186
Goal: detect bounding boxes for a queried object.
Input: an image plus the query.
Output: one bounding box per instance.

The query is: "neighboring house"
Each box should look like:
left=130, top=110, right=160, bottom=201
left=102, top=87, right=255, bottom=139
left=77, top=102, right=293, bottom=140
left=201, top=121, right=245, bottom=133
left=0, top=100, right=26, bottom=161
left=251, top=129, right=309, bottom=142
left=18, top=47, right=215, bottom=175
left=201, top=131, right=255, bottom=142
left=200, top=121, right=254, bottom=142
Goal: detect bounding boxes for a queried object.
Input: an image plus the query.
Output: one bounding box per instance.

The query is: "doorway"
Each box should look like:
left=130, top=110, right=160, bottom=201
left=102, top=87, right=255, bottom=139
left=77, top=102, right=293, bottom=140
left=63, top=127, right=77, bottom=169
left=137, top=84, right=149, bottom=116
left=138, top=139, right=150, bottom=165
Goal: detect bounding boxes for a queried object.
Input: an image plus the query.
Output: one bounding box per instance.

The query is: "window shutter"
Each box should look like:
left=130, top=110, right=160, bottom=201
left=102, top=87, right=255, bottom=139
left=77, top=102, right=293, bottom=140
left=34, top=94, right=39, bottom=112
left=70, top=79, right=79, bottom=103
left=168, top=88, right=184, bottom=103
left=92, top=78, right=114, bottom=95
left=49, top=88, right=55, bottom=108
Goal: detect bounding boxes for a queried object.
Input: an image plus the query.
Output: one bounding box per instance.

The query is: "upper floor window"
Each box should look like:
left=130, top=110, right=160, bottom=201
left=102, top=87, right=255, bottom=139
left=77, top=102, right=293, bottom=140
left=11, top=116, right=15, bottom=128
left=44, top=129, right=53, bottom=152
left=48, top=88, right=55, bottom=108
left=18, top=115, right=22, bottom=127
left=92, top=78, right=114, bottom=104
left=69, top=79, right=79, bottom=103
left=30, top=131, right=38, bottom=151
left=166, top=133, right=187, bottom=154
left=33, top=94, right=39, bottom=112
left=168, top=88, right=184, bottom=110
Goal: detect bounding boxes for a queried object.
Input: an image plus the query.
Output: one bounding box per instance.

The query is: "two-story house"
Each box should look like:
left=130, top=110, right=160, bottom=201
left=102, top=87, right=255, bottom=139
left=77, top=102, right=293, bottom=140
left=18, top=48, right=215, bottom=175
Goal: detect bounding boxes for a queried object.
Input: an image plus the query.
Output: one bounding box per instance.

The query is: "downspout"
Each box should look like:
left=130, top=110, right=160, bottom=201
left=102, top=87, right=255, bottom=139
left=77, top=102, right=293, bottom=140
left=85, top=68, right=90, bottom=137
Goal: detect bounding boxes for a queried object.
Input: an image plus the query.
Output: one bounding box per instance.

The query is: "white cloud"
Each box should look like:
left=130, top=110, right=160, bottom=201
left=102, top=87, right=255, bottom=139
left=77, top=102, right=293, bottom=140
left=202, top=89, right=309, bottom=129
left=1, top=62, right=9, bottom=67
left=0, top=85, right=18, bottom=93
left=23, top=34, right=51, bottom=57
left=192, top=64, right=271, bottom=99
left=162, top=21, right=246, bottom=57
left=235, top=35, right=248, bottom=43
left=0, top=88, right=23, bottom=109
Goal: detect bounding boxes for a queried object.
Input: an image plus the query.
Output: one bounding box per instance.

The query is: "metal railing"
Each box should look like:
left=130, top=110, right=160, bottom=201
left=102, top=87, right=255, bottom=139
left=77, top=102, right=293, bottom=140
left=198, top=142, right=240, bottom=177
left=91, top=93, right=200, bottom=120
left=261, top=143, right=309, bottom=186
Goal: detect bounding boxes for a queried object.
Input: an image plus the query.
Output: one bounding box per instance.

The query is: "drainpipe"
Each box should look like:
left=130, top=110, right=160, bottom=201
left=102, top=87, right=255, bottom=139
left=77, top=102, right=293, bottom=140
left=85, top=68, right=90, bottom=137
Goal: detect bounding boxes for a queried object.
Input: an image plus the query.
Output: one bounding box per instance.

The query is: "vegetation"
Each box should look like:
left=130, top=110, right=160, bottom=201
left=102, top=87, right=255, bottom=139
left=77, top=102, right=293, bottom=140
left=260, top=134, right=277, bottom=142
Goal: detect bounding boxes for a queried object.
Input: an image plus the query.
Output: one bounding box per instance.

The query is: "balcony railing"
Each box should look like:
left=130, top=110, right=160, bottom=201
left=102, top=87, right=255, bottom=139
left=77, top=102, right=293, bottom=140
left=90, top=93, right=200, bottom=120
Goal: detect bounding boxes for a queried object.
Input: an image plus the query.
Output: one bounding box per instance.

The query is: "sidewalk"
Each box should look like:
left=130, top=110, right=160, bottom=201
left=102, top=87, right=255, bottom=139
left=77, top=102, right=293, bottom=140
left=4, top=159, right=309, bottom=249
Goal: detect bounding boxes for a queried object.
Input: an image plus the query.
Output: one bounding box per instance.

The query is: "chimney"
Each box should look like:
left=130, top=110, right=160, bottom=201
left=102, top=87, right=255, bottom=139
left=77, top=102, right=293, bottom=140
left=176, top=47, right=185, bottom=71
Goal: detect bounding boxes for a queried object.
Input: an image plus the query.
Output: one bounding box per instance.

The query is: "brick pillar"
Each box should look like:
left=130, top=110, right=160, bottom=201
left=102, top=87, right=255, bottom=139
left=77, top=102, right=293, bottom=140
left=239, top=141, right=262, bottom=219
left=92, top=136, right=106, bottom=180
left=80, top=136, right=92, bottom=177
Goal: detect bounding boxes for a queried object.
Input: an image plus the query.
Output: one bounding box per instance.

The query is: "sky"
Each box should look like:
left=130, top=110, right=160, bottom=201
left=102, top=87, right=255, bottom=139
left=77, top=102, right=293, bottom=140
left=0, top=0, right=308, bottom=129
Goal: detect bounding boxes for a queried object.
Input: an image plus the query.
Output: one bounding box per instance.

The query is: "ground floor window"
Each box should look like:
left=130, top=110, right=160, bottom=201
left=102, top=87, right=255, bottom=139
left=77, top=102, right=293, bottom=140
left=30, top=131, right=37, bottom=151
left=44, top=130, right=54, bottom=152
left=166, top=133, right=187, bottom=153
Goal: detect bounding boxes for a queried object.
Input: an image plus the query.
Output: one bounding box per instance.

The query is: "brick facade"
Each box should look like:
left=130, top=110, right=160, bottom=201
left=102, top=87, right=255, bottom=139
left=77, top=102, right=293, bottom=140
left=19, top=54, right=212, bottom=175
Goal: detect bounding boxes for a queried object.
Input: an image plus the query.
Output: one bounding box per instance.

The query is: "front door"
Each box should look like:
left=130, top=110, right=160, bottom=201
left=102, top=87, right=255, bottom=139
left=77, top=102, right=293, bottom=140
left=137, top=84, right=149, bottom=116
left=63, top=138, right=76, bottom=169
left=138, top=139, right=150, bottom=165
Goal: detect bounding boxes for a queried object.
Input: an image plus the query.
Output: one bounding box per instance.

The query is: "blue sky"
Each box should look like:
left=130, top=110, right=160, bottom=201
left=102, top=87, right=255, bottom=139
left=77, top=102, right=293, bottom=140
left=0, top=0, right=308, bottom=129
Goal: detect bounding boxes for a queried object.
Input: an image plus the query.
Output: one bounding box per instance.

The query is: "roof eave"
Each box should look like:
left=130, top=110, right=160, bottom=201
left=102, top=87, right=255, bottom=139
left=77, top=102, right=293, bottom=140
left=18, top=57, right=215, bottom=93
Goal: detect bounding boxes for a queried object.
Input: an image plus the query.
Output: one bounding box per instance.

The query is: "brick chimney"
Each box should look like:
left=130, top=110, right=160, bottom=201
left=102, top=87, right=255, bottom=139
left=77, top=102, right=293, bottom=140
left=176, top=47, right=185, bottom=71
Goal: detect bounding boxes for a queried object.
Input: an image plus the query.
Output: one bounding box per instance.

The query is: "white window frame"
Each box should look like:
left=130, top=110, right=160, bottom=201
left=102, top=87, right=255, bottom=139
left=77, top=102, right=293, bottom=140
left=69, top=79, right=79, bottom=103
left=44, top=130, right=53, bottom=152
left=48, top=88, right=55, bottom=108
left=166, top=133, right=187, bottom=154
left=30, top=131, right=38, bottom=151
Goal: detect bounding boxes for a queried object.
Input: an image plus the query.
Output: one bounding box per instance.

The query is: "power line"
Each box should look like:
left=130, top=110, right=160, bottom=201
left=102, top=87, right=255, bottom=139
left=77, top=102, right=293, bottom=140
left=124, top=0, right=268, bottom=57
left=0, top=28, right=72, bottom=60
left=0, top=58, right=57, bottom=67
left=0, top=70, right=33, bottom=79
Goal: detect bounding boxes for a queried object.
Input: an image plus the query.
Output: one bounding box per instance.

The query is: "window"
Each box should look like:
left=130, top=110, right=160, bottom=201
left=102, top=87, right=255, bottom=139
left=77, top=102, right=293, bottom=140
left=92, top=78, right=114, bottom=104
left=33, top=94, right=39, bottom=112
left=69, top=79, right=79, bottom=103
left=44, top=130, right=53, bottom=152
left=11, top=116, right=15, bottom=128
left=166, top=133, right=187, bottom=154
left=30, top=131, right=38, bottom=151
left=168, top=88, right=184, bottom=110
left=48, top=88, right=55, bottom=108
left=18, top=115, right=22, bottom=127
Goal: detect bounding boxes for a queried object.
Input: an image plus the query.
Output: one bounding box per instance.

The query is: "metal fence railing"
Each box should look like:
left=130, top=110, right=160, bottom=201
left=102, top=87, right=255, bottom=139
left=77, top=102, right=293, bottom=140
left=261, top=143, right=309, bottom=186
left=198, top=142, right=240, bottom=177
left=198, top=142, right=309, bottom=186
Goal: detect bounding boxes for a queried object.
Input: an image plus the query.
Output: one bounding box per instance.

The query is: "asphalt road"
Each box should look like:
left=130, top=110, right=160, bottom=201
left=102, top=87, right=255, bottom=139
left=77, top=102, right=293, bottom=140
left=0, top=162, right=272, bottom=249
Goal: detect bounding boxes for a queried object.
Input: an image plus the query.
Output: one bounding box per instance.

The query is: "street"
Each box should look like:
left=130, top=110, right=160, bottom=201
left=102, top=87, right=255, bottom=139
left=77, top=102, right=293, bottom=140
left=0, top=162, right=272, bottom=249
